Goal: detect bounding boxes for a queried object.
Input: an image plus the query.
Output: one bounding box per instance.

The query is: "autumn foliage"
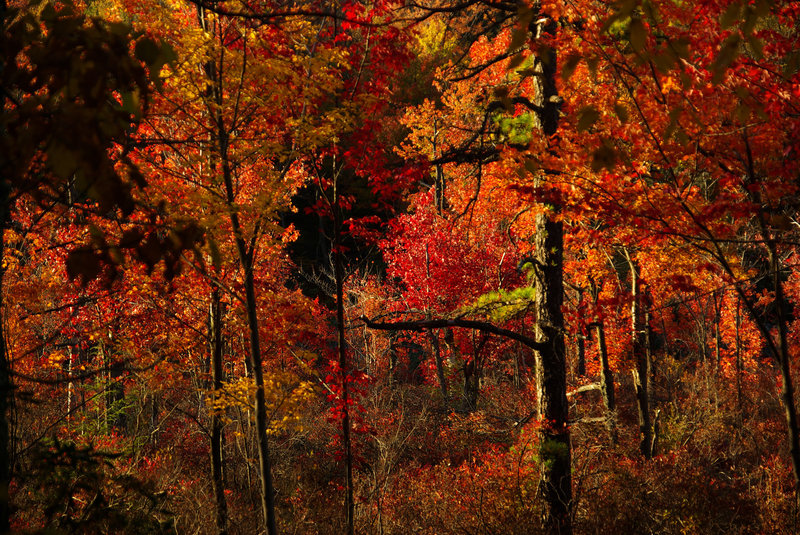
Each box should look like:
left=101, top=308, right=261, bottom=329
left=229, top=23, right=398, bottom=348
left=3, top=0, right=800, bottom=533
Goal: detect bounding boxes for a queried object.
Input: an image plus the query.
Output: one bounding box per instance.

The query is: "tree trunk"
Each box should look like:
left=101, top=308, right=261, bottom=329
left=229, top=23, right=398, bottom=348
left=429, top=330, right=449, bottom=405
left=575, top=334, right=585, bottom=378
left=768, top=246, right=800, bottom=509
left=533, top=213, right=571, bottom=533
left=425, top=246, right=448, bottom=405
left=333, top=210, right=355, bottom=535
left=735, top=298, right=742, bottom=406
left=0, top=181, right=11, bottom=533
left=575, top=289, right=585, bottom=377
left=209, top=286, right=229, bottom=535
left=531, top=17, right=571, bottom=534
left=201, top=3, right=278, bottom=527
left=225, top=165, right=278, bottom=535
left=595, top=323, right=617, bottom=445
left=432, top=117, right=446, bottom=214
left=627, top=251, right=651, bottom=459
left=218, top=113, right=278, bottom=535
left=713, top=293, right=721, bottom=408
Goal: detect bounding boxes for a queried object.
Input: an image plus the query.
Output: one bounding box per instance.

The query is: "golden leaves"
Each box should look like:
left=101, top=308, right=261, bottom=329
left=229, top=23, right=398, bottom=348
left=207, top=371, right=315, bottom=435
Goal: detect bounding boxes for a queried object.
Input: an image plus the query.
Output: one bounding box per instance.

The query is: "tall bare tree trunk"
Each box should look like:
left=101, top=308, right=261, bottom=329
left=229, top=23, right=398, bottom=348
left=735, top=298, right=742, bottom=406
left=215, top=97, right=278, bottom=535
left=426, top=245, right=448, bottom=405
left=531, top=17, right=571, bottom=534
left=768, top=246, right=800, bottom=509
left=333, top=210, right=355, bottom=535
left=222, top=148, right=278, bottom=535
left=429, top=330, right=449, bottom=405
left=209, top=286, right=229, bottom=535
left=627, top=251, right=652, bottom=459
left=198, top=5, right=278, bottom=529
left=595, top=323, right=617, bottom=445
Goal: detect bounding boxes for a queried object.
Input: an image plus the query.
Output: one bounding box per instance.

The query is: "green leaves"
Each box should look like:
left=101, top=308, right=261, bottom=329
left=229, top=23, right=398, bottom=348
left=494, top=113, right=533, bottom=145
left=465, top=287, right=536, bottom=323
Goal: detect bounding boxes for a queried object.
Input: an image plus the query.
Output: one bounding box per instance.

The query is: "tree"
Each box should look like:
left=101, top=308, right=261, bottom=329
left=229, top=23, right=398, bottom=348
left=554, top=0, right=800, bottom=503
left=366, top=4, right=574, bottom=530
left=0, top=0, right=182, bottom=528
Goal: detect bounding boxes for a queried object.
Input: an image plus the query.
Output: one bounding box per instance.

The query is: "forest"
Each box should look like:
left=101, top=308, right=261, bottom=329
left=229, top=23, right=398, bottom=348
left=2, top=0, right=800, bottom=533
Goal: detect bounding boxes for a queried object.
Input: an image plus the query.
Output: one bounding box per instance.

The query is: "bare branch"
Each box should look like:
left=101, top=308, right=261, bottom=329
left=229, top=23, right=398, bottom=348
left=360, top=315, right=546, bottom=351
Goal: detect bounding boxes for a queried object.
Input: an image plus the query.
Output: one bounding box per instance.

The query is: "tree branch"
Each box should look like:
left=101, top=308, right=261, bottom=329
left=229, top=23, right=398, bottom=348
left=360, top=315, right=546, bottom=351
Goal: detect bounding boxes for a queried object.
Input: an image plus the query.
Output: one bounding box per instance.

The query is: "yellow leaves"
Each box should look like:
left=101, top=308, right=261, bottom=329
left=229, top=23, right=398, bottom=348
left=208, top=370, right=315, bottom=435
left=415, top=16, right=456, bottom=58
left=661, top=76, right=681, bottom=94
left=46, top=351, right=67, bottom=369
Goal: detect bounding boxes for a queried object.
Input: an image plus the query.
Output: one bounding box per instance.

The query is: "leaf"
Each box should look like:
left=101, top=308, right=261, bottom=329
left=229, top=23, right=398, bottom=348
left=601, top=0, right=638, bottom=33
left=746, top=35, right=764, bottom=60
left=208, top=236, right=222, bottom=271
left=535, top=43, right=554, bottom=68
left=561, top=53, right=581, bottom=82
left=135, top=38, right=161, bottom=64
left=613, top=102, right=629, bottom=123
left=577, top=106, right=600, bottom=132
left=629, top=17, right=647, bottom=53
left=783, top=50, right=800, bottom=77
left=711, top=34, right=741, bottom=84
left=586, top=56, right=599, bottom=79
left=509, top=28, right=528, bottom=52
left=741, top=6, right=758, bottom=36
left=753, top=0, right=771, bottom=18
left=66, top=247, right=102, bottom=283
left=735, top=103, right=750, bottom=122
left=120, top=90, right=141, bottom=118
left=652, top=50, right=676, bottom=73
left=670, top=38, right=690, bottom=61
left=720, top=2, right=741, bottom=29
left=664, top=107, right=682, bottom=140
left=508, top=53, right=526, bottom=70
left=591, top=141, right=617, bottom=172
left=46, top=143, right=78, bottom=179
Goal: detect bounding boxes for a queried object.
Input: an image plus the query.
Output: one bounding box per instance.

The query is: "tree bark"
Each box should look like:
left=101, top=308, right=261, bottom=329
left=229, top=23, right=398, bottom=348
left=429, top=330, right=449, bottom=405
left=530, top=17, right=571, bottom=533
left=532, top=212, right=571, bottom=533
left=575, top=333, right=585, bottom=378
left=333, top=210, right=355, bottom=535
left=627, top=251, right=651, bottom=459
left=209, top=286, right=229, bottom=535
left=223, top=148, right=278, bottom=535
left=735, top=298, right=742, bottom=406
left=199, top=4, right=278, bottom=529
left=768, top=246, right=800, bottom=509
left=216, top=98, right=278, bottom=535
left=425, top=246, right=449, bottom=406
left=0, top=180, right=11, bottom=533
left=575, top=289, right=585, bottom=377
left=595, top=323, right=617, bottom=445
